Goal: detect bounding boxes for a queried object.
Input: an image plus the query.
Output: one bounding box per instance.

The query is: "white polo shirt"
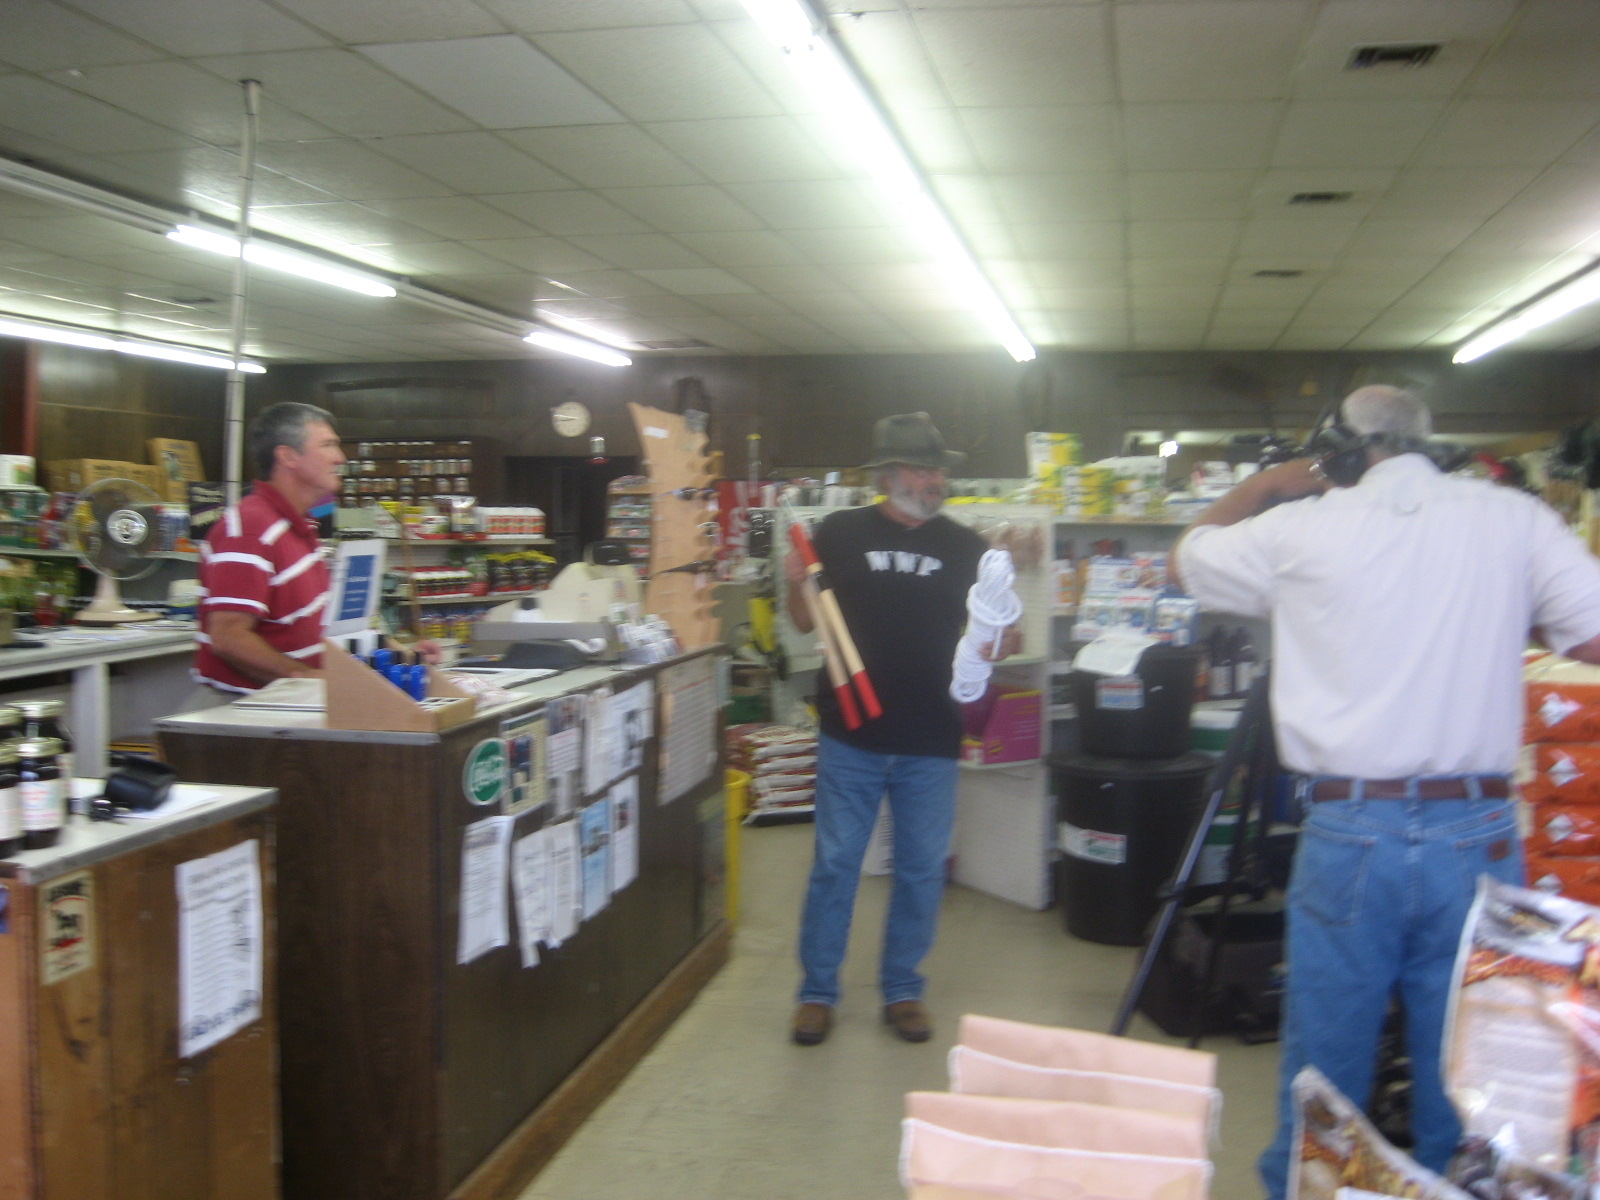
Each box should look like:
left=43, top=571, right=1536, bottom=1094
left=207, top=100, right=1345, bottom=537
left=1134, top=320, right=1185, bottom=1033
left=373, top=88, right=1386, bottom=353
left=1178, top=455, right=1600, bottom=778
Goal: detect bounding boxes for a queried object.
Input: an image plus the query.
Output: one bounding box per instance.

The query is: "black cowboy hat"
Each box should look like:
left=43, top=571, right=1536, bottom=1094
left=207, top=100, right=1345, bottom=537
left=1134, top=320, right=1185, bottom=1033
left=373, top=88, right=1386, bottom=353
left=862, top=411, right=966, bottom=470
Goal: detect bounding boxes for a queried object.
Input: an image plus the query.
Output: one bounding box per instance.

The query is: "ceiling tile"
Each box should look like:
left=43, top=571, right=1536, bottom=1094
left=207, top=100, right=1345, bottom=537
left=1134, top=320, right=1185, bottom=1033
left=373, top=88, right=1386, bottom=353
left=0, top=75, right=198, bottom=154
left=1469, top=0, right=1600, bottom=97
left=565, top=233, right=709, bottom=269
left=1127, top=172, right=1256, bottom=221
left=645, top=117, right=844, bottom=184
left=1029, top=260, right=1128, bottom=289
left=672, top=230, right=811, bottom=266
left=613, top=293, right=710, bottom=318
left=48, top=61, right=333, bottom=146
left=0, top=0, right=167, bottom=70
left=368, top=197, right=541, bottom=241
left=830, top=11, right=954, bottom=112
left=61, top=0, right=330, bottom=56
left=1214, top=281, right=1318, bottom=308
left=249, top=201, right=440, bottom=249
left=825, top=262, right=946, bottom=292
left=1270, top=100, right=1446, bottom=168
left=467, top=236, right=611, bottom=273
left=1342, top=218, right=1481, bottom=257
left=724, top=180, right=886, bottom=230
left=482, top=190, right=651, bottom=236
left=766, top=289, right=869, bottom=315
left=254, top=140, right=459, bottom=201
left=1237, top=217, right=1359, bottom=258
left=1123, top=103, right=1281, bottom=171
left=985, top=174, right=1125, bottom=224
left=1417, top=99, right=1600, bottom=167
left=959, top=106, right=1118, bottom=173
left=634, top=267, right=756, bottom=295
left=1128, top=259, right=1230, bottom=286
left=778, top=225, right=930, bottom=265
left=1128, top=221, right=1242, bottom=258
left=481, top=0, right=699, bottom=34
left=999, top=222, right=1124, bottom=260
left=1116, top=1, right=1314, bottom=102
left=273, top=0, right=507, bottom=43
left=358, top=36, right=624, bottom=129
left=1248, top=170, right=1398, bottom=219
left=894, top=109, right=981, bottom=174
left=194, top=48, right=477, bottom=137
left=500, top=125, right=701, bottom=188
left=88, top=146, right=340, bottom=211
left=537, top=25, right=780, bottom=122
left=1131, top=285, right=1220, bottom=310
left=914, top=7, right=1113, bottom=106
left=598, top=185, right=764, bottom=233
left=1291, top=0, right=1515, bottom=100
left=367, top=133, right=575, bottom=194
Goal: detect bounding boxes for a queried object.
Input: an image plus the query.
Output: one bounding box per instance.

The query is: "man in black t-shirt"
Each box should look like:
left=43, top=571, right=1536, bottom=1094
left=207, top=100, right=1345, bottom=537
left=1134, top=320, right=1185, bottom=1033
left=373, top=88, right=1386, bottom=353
left=785, top=413, right=1019, bottom=1047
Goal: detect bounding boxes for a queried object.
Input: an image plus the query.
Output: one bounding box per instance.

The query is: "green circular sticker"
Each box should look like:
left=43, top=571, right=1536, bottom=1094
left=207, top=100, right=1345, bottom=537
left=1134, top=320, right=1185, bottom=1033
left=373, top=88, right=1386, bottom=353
left=463, top=738, right=508, bottom=806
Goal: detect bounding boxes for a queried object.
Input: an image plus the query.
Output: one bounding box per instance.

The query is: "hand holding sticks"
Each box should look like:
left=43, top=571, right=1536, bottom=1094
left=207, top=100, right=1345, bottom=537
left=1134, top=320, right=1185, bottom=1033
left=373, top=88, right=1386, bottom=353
left=787, top=515, right=881, bottom=729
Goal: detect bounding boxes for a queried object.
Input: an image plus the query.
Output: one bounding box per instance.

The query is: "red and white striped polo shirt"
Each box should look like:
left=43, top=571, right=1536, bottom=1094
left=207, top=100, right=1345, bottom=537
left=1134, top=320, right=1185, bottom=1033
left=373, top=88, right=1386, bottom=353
left=194, top=482, right=329, bottom=692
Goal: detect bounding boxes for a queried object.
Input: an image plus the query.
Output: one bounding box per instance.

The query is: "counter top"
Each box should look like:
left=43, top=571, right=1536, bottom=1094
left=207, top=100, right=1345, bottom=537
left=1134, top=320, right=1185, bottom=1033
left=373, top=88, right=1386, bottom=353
left=155, top=651, right=719, bottom=744
left=0, top=624, right=195, bottom=681
left=0, top=781, right=277, bottom=883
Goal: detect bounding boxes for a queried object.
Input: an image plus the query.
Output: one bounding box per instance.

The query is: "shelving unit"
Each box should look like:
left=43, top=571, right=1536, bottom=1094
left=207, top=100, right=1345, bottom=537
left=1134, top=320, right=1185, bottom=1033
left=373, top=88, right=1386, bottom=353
left=605, top=479, right=654, bottom=574
left=391, top=591, right=539, bottom=606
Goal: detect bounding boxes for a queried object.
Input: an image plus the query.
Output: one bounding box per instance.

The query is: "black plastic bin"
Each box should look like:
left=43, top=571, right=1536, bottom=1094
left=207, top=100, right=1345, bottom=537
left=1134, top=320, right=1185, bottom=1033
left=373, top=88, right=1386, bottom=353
left=1068, top=644, right=1202, bottom=759
left=1053, top=750, right=1213, bottom=946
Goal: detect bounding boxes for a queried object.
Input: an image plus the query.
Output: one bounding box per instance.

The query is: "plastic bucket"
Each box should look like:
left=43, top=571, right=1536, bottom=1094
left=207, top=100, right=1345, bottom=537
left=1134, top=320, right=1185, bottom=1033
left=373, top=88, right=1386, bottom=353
left=1069, top=644, right=1201, bottom=759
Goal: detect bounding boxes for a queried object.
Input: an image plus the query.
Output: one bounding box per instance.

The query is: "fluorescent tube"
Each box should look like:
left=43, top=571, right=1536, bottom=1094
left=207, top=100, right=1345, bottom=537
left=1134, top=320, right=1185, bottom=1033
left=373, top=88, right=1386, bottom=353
left=740, top=0, right=1037, bottom=362
left=167, top=225, right=398, bottom=298
left=1453, top=265, right=1600, bottom=363
left=0, top=314, right=265, bottom=372
left=523, top=330, right=633, bottom=367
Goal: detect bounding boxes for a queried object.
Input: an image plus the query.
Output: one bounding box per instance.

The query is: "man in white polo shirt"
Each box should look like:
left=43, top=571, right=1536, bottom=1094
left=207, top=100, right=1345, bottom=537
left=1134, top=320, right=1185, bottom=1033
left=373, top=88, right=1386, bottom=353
left=1174, top=385, right=1600, bottom=1200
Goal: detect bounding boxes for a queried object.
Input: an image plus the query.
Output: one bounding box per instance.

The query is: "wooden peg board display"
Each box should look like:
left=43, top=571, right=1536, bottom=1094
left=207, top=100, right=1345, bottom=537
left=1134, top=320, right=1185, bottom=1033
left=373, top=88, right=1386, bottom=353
left=629, top=402, right=721, bottom=650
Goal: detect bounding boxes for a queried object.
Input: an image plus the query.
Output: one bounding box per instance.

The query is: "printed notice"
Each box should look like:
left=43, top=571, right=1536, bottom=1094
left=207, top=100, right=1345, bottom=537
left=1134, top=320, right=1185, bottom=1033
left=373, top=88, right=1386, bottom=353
left=457, top=816, right=512, bottom=965
left=501, top=713, right=548, bottom=817
left=612, top=681, right=655, bottom=778
left=584, top=685, right=615, bottom=796
left=548, top=819, right=580, bottom=945
left=40, top=869, right=95, bottom=985
left=546, top=695, right=585, bottom=819
left=579, top=799, right=612, bottom=920
left=511, top=828, right=552, bottom=967
left=176, top=841, right=264, bottom=1058
left=659, top=656, right=718, bottom=804
left=610, top=776, right=640, bottom=893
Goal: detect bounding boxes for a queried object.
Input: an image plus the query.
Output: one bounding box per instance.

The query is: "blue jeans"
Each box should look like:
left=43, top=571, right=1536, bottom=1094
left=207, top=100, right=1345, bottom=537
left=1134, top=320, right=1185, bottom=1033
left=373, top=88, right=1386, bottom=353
left=797, top=734, right=959, bottom=1008
left=1259, top=783, right=1523, bottom=1200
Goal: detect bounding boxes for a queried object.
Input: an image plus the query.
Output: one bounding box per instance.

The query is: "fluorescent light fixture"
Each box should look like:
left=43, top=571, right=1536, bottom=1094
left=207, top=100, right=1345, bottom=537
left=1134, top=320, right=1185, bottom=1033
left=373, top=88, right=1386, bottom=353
left=523, top=329, right=632, bottom=367
left=167, top=224, right=398, bottom=298
left=534, top=309, right=642, bottom=352
left=741, top=0, right=1036, bottom=362
left=0, top=314, right=265, bottom=373
left=1453, top=264, right=1600, bottom=363
left=1159, top=440, right=1180, bottom=458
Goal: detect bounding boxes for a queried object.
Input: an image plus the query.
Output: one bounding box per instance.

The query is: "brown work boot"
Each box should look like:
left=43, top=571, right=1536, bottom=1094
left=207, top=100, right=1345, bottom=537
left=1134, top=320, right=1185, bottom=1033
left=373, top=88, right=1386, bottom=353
left=792, top=1002, right=833, bottom=1046
left=883, top=999, right=933, bottom=1043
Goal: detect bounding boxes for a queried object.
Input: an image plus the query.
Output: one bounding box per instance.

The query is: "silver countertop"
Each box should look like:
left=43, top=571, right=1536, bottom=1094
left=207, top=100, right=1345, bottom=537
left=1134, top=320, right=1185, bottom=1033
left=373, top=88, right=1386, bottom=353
left=0, top=625, right=195, bottom=681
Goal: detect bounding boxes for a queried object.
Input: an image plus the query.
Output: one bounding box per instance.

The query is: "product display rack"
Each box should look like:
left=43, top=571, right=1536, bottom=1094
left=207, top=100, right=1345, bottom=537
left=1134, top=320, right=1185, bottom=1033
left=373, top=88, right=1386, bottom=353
left=605, top=479, right=654, bottom=575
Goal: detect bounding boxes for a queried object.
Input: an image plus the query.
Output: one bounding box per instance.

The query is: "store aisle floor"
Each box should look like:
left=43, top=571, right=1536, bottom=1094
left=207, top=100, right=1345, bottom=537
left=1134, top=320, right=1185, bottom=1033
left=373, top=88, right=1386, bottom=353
left=518, top=822, right=1280, bottom=1200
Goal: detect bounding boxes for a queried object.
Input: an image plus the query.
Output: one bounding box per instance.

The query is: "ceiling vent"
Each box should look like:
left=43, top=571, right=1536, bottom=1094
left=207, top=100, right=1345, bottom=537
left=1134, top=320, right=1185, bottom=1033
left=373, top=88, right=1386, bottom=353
left=637, top=337, right=713, bottom=351
left=1347, top=43, right=1440, bottom=70
left=1253, top=269, right=1304, bottom=279
left=1289, top=191, right=1353, bottom=206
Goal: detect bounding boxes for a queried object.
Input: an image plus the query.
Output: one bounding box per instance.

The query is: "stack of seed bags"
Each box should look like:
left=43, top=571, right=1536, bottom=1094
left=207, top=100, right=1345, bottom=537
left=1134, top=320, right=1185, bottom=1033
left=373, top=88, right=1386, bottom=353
left=900, top=1016, right=1217, bottom=1199
left=1521, top=656, right=1600, bottom=903
left=725, top=723, right=818, bottom=816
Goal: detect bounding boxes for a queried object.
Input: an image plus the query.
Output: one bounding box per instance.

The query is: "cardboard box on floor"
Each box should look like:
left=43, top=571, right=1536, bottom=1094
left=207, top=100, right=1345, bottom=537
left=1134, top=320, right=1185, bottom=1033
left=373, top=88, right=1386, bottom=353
left=147, top=438, right=205, bottom=502
left=46, top=459, right=165, bottom=496
left=321, top=640, right=476, bottom=733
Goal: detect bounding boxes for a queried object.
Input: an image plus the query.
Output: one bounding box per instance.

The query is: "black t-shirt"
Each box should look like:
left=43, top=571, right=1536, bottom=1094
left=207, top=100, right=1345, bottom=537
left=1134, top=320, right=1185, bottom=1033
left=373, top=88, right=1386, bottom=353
left=812, top=504, right=986, bottom=758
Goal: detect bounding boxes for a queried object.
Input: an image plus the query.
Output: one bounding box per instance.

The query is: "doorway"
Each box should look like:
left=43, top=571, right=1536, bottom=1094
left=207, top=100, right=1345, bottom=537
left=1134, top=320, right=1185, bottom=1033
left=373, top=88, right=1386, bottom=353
left=502, top=454, right=640, bottom=565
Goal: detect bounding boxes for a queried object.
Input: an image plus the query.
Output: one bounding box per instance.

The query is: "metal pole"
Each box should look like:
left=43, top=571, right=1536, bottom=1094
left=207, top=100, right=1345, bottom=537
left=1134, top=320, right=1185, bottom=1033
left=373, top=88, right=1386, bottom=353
left=223, top=79, right=260, bottom=505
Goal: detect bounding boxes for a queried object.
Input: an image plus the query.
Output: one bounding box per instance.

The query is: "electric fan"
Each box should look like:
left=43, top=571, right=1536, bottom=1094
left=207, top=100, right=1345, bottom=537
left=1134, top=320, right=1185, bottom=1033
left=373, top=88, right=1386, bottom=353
left=69, top=478, right=164, bottom=625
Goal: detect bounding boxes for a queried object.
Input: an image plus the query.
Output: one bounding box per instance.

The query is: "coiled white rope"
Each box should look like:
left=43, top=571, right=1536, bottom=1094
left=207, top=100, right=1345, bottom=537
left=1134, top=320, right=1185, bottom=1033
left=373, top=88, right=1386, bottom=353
left=950, top=548, right=1023, bottom=703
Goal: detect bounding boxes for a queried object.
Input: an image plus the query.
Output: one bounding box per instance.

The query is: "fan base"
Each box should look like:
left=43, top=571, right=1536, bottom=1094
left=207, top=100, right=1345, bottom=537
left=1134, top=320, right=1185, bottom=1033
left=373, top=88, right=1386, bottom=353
left=75, top=608, right=160, bottom=626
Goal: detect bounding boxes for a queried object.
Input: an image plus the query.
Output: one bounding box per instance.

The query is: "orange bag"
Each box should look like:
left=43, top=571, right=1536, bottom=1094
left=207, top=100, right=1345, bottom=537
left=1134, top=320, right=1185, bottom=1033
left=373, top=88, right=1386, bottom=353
left=1523, top=744, right=1600, bottom=807
left=1527, top=802, right=1600, bottom=857
left=1524, top=853, right=1600, bottom=907
left=1525, top=659, right=1600, bottom=744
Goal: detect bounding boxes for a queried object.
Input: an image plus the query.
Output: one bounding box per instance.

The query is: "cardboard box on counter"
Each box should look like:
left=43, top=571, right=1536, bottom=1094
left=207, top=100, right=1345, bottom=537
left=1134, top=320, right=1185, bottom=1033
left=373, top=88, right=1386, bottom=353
left=46, top=459, right=165, bottom=496
left=147, top=438, right=205, bottom=502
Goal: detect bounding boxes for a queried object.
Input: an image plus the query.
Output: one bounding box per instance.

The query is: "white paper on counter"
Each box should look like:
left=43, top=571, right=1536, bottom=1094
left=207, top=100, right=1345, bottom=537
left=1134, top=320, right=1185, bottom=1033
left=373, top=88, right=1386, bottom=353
left=610, top=776, right=639, bottom=893
left=1072, top=633, right=1159, bottom=677
left=120, top=784, right=223, bottom=820
left=510, top=827, right=552, bottom=967
left=579, top=799, right=611, bottom=921
left=176, top=839, right=264, bottom=1059
left=548, top=819, right=580, bottom=945
left=456, top=816, right=512, bottom=965
left=583, top=685, right=615, bottom=796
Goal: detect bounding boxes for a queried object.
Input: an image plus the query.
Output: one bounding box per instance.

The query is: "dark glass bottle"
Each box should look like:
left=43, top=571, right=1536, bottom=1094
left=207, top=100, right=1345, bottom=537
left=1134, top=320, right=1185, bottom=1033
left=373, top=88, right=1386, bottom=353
left=0, top=744, right=19, bottom=857
left=18, top=737, right=63, bottom=851
left=0, top=704, right=21, bottom=745
left=16, top=700, right=72, bottom=784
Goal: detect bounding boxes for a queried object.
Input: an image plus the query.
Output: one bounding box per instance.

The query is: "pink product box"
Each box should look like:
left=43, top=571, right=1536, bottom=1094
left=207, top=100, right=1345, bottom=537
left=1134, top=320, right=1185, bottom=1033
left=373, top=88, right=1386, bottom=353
left=961, top=689, right=1043, bottom=765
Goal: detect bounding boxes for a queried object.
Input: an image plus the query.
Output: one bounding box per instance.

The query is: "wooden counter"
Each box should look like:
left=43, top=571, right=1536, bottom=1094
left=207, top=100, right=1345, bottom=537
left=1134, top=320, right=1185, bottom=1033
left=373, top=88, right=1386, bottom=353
left=157, top=649, right=729, bottom=1200
left=0, top=784, right=278, bottom=1200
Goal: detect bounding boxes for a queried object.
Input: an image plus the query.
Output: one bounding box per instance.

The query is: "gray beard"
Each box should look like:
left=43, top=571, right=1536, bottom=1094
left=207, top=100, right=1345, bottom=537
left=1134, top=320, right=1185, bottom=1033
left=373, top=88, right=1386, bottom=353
left=888, top=483, right=944, bottom=522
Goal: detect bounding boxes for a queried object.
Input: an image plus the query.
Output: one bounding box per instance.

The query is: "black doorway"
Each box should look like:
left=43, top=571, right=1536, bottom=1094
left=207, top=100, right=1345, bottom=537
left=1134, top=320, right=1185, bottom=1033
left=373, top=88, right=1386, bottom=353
left=503, top=454, right=640, bottom=565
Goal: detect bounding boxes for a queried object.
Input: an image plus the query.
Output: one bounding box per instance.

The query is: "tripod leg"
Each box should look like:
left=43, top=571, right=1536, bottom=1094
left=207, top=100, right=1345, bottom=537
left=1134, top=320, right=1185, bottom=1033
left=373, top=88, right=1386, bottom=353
left=1110, top=675, right=1273, bottom=1037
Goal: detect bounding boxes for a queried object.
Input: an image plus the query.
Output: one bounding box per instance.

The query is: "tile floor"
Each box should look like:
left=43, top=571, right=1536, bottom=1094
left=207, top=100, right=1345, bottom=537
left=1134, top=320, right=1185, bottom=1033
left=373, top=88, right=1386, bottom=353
left=518, top=821, right=1280, bottom=1200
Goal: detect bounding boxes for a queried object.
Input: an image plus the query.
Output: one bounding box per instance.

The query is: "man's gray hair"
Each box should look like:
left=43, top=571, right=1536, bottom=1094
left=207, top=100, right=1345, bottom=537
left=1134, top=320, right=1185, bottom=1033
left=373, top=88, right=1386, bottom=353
left=1341, top=385, right=1432, bottom=442
left=248, top=402, right=336, bottom=479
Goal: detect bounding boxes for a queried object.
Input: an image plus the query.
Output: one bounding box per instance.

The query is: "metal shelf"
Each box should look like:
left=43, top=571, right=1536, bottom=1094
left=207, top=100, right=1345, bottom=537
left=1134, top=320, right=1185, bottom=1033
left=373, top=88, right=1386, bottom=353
left=387, top=590, right=540, bottom=606
left=1051, top=515, right=1191, bottom=527
left=959, top=757, right=1044, bottom=771
left=398, top=536, right=552, bottom=546
left=0, top=546, right=198, bottom=562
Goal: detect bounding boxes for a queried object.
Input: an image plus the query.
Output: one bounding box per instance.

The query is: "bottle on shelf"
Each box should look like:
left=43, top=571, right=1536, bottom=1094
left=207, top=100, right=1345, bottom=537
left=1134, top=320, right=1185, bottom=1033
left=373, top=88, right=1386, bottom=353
left=16, top=700, right=73, bottom=789
left=0, top=744, right=20, bottom=858
left=1205, top=626, right=1233, bottom=701
left=1231, top=627, right=1259, bottom=698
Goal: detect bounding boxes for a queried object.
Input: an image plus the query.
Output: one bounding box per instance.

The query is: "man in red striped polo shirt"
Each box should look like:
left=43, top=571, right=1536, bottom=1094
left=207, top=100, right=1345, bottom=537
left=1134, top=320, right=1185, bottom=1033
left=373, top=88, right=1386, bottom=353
left=194, top=402, right=345, bottom=692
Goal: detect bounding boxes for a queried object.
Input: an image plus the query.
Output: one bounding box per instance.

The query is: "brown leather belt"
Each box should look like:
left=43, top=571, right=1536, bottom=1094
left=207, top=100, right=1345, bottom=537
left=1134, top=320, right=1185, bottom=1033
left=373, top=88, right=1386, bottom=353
left=1309, top=776, right=1511, bottom=803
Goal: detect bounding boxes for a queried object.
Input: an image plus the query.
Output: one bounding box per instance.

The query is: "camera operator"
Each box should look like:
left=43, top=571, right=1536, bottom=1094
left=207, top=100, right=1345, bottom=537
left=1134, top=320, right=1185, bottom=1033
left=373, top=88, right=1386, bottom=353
left=1172, top=385, right=1600, bottom=1200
